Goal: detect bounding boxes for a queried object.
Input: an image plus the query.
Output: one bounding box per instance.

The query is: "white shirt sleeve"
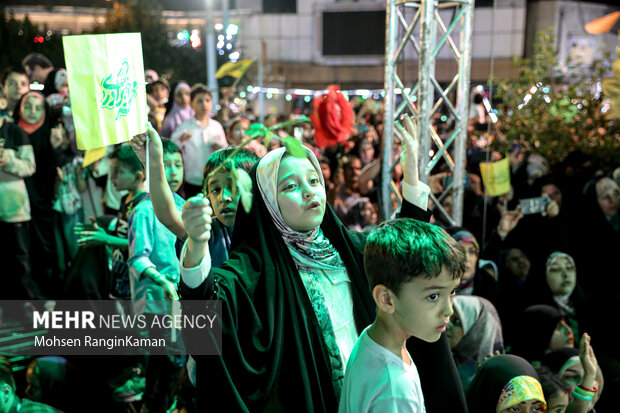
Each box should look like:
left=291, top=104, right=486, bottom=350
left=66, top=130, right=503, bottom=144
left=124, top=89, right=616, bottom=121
left=180, top=238, right=212, bottom=288
left=401, top=180, right=431, bottom=211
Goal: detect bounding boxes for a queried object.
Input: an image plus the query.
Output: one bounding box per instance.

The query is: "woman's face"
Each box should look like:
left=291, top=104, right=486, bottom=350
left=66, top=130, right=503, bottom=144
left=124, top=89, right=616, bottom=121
left=505, top=249, right=531, bottom=281
left=319, top=162, right=331, bottom=181
left=460, top=241, right=478, bottom=281
left=277, top=155, right=326, bottom=232
left=446, top=307, right=464, bottom=349
left=174, top=88, right=191, bottom=107
left=541, top=184, right=562, bottom=210
left=359, top=142, right=375, bottom=165
left=22, top=95, right=44, bottom=125
left=549, top=320, right=575, bottom=351
left=546, top=257, right=576, bottom=296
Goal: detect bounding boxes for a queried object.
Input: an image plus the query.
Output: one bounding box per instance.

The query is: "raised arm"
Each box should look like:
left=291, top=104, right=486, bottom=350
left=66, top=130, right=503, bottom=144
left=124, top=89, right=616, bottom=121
left=130, top=123, right=187, bottom=240
left=179, top=194, right=213, bottom=289
left=396, top=115, right=432, bottom=221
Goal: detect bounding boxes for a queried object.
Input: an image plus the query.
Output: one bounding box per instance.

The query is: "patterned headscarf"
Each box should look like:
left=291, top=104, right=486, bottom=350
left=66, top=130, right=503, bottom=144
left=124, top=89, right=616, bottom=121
left=496, top=375, right=547, bottom=412
left=546, top=251, right=576, bottom=274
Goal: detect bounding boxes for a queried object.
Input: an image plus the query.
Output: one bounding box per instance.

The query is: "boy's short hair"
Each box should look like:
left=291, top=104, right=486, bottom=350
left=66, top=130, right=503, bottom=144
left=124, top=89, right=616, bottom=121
left=190, top=83, right=212, bottom=102
left=364, top=218, right=465, bottom=296
left=203, top=146, right=260, bottom=185
left=110, top=144, right=144, bottom=174
left=1, top=66, right=28, bottom=86
left=21, top=53, right=53, bottom=70
left=161, top=138, right=182, bottom=157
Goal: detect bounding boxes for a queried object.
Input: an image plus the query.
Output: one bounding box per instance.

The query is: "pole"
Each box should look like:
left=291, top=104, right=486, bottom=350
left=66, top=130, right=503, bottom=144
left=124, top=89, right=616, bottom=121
left=205, top=0, right=218, bottom=114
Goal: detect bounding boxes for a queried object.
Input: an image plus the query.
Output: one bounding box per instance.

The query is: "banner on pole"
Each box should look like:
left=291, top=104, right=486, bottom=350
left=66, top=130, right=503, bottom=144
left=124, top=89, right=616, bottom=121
left=63, top=33, right=148, bottom=150
left=215, top=59, right=255, bottom=79
left=479, top=157, right=511, bottom=197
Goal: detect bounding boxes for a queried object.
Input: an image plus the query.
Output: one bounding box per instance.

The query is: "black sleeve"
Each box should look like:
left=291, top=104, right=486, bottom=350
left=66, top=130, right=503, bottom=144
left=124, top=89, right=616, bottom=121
left=398, top=198, right=432, bottom=223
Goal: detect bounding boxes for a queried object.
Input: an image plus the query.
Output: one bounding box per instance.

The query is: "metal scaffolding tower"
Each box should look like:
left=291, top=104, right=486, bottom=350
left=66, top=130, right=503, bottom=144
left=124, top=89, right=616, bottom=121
left=382, top=0, right=475, bottom=226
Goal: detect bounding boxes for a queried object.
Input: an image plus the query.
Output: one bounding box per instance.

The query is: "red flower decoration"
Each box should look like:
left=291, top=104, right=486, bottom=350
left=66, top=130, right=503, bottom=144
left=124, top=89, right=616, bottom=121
left=310, top=85, right=354, bottom=148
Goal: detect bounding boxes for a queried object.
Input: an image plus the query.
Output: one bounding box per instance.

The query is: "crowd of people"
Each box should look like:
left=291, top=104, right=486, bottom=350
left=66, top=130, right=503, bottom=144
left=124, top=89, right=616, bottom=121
left=0, top=52, right=619, bottom=412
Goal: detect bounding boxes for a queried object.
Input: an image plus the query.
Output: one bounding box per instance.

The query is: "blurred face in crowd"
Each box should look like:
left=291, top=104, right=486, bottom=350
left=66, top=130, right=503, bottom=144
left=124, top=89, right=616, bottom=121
left=549, top=320, right=574, bottom=351
left=446, top=306, right=464, bottom=349
left=359, top=141, right=375, bottom=165
left=545, top=390, right=569, bottom=413
left=319, top=161, right=331, bottom=182
left=174, top=87, right=191, bottom=108
left=151, top=83, right=169, bottom=103
left=541, top=183, right=562, bottom=210
left=191, top=92, right=213, bottom=118
left=460, top=241, right=478, bottom=282
left=277, top=155, right=326, bottom=232
left=163, top=152, right=184, bottom=193
left=360, top=200, right=378, bottom=227
left=21, top=95, right=44, bottom=125
left=228, top=119, right=250, bottom=146
left=343, top=157, right=362, bottom=191
left=25, top=65, right=48, bottom=84
left=546, top=257, right=576, bottom=296
left=504, top=249, right=530, bottom=281
left=3, top=72, right=29, bottom=102
left=595, top=178, right=620, bottom=217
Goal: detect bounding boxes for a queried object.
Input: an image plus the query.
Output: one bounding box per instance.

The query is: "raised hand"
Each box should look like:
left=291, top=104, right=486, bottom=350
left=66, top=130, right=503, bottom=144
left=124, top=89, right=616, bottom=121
left=497, top=205, right=523, bottom=239
left=579, top=333, right=599, bottom=385
left=396, top=114, right=420, bottom=187
left=181, top=194, right=213, bottom=244
left=130, top=122, right=164, bottom=167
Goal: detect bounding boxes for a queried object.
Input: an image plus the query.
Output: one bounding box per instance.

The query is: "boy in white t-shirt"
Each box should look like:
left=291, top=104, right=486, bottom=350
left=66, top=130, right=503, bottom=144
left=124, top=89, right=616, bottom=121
left=339, top=218, right=465, bottom=412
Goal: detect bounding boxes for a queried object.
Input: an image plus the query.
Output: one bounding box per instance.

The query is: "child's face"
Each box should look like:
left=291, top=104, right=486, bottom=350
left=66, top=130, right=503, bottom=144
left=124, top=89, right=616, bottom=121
left=545, top=391, right=569, bottom=413
left=110, top=159, right=141, bottom=192
left=391, top=267, right=460, bottom=343
left=174, top=88, right=191, bottom=107
left=206, top=169, right=239, bottom=228
left=163, top=152, right=184, bottom=193
left=549, top=320, right=574, bottom=351
left=4, top=72, right=29, bottom=101
left=22, top=95, right=44, bottom=125
left=276, top=155, right=326, bottom=232
left=546, top=257, right=576, bottom=296
left=191, top=92, right=213, bottom=116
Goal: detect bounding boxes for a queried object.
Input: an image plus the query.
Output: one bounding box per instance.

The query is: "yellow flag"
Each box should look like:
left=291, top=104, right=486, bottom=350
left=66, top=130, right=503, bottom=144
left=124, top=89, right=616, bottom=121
left=83, top=147, right=107, bottom=167
left=479, top=157, right=511, bottom=197
left=63, top=33, right=148, bottom=150
left=215, top=59, right=255, bottom=79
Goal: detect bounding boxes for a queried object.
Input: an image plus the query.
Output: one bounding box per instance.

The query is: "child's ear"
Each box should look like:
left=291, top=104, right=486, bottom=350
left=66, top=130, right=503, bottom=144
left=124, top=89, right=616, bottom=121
left=372, top=284, right=396, bottom=314
left=136, top=170, right=145, bottom=182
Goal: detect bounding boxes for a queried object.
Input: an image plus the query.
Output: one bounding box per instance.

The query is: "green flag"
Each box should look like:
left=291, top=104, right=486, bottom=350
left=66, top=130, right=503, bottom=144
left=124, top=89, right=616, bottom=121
left=63, top=33, right=148, bottom=150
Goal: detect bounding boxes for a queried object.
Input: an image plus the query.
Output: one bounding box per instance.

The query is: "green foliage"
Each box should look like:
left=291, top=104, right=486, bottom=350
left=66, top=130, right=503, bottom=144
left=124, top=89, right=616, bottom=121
left=494, top=29, right=620, bottom=169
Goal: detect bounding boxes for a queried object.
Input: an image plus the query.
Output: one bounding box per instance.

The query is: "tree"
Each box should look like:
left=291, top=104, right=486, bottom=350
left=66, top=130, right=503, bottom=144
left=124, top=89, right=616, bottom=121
left=494, top=29, right=620, bottom=169
left=0, top=7, right=65, bottom=71
left=90, top=0, right=208, bottom=84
